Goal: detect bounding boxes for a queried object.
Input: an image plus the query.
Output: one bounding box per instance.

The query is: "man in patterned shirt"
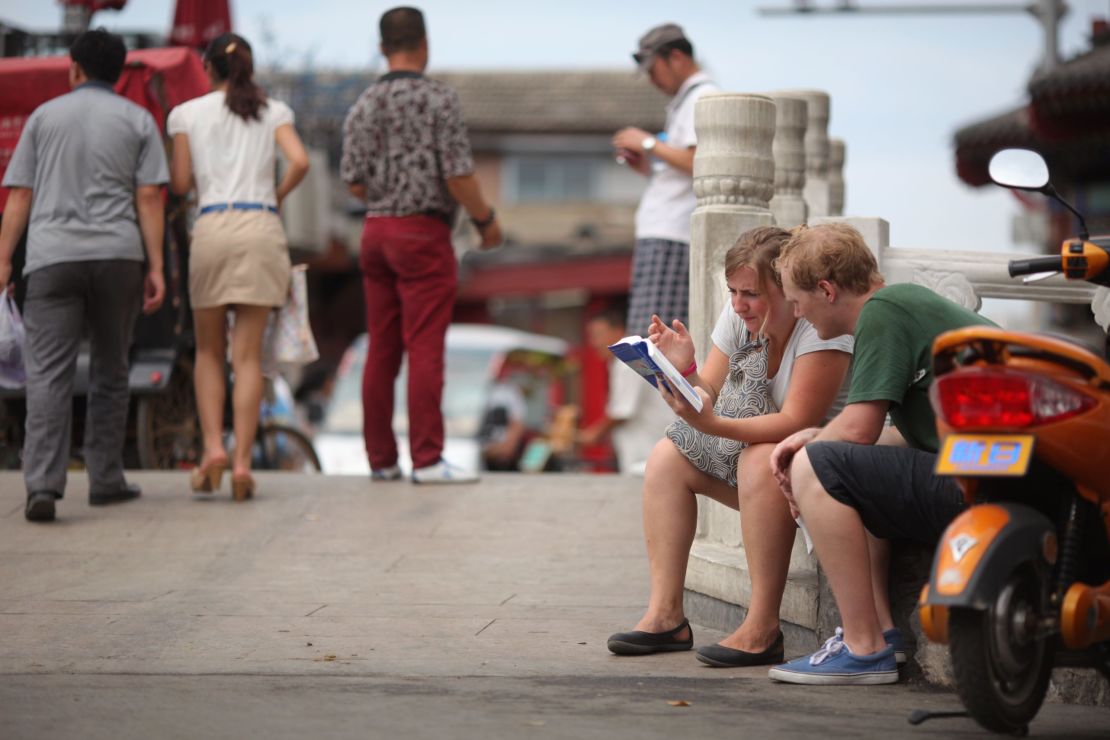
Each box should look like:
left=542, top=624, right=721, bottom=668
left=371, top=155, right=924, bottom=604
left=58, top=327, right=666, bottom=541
left=341, top=6, right=501, bottom=484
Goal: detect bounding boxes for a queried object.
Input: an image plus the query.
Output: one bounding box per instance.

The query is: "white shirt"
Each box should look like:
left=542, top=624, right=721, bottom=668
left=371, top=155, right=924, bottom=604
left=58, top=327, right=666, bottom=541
left=167, top=91, right=294, bottom=209
left=710, top=305, right=855, bottom=417
left=606, top=360, right=675, bottom=474
left=484, top=382, right=527, bottom=443
left=634, top=71, right=719, bottom=243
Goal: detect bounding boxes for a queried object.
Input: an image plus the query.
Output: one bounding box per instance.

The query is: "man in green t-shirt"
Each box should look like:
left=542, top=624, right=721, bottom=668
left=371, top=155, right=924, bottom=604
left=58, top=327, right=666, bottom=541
left=766, top=223, right=995, bottom=686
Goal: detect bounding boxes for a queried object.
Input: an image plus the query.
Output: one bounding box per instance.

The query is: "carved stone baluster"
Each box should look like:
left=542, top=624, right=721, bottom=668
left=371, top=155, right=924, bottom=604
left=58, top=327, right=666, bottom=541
left=685, top=93, right=779, bottom=640
left=768, top=93, right=808, bottom=228
left=786, top=90, right=830, bottom=219
left=689, top=93, right=776, bottom=361
left=828, top=138, right=846, bottom=217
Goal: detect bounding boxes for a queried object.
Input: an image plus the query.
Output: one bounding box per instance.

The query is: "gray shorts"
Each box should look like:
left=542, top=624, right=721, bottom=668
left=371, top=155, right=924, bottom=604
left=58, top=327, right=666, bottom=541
left=805, top=442, right=965, bottom=544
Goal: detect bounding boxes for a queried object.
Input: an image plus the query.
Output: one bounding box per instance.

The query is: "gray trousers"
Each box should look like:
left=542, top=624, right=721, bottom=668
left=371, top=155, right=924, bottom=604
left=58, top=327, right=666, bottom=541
left=22, top=260, right=142, bottom=496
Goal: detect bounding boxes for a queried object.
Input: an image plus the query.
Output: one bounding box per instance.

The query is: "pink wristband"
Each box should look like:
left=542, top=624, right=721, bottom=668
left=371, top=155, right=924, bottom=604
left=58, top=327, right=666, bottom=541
left=681, top=360, right=697, bottom=378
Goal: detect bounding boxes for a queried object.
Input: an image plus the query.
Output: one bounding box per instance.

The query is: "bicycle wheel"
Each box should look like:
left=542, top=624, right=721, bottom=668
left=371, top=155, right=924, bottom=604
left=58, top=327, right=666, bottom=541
left=254, top=422, right=321, bottom=472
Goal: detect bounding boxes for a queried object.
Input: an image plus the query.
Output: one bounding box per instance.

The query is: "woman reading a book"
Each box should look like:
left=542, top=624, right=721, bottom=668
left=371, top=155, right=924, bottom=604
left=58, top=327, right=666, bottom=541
left=606, top=226, right=854, bottom=667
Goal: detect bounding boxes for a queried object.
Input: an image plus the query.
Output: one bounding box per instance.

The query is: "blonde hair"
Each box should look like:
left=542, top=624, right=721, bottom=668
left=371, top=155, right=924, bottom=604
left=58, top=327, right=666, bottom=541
left=776, top=223, right=882, bottom=295
left=723, top=226, right=791, bottom=338
left=724, top=226, right=791, bottom=288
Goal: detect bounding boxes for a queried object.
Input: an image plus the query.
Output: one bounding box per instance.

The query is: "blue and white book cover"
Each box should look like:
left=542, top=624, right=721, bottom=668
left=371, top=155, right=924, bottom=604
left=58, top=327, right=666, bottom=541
left=607, top=336, right=703, bottom=412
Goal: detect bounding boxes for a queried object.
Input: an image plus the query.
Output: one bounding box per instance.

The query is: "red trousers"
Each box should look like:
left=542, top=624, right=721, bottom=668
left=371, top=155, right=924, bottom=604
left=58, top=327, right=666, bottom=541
left=359, top=215, right=457, bottom=469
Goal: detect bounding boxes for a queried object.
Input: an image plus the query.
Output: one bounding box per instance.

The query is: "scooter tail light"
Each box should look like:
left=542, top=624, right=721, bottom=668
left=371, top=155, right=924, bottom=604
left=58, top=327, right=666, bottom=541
left=930, top=368, right=1096, bottom=429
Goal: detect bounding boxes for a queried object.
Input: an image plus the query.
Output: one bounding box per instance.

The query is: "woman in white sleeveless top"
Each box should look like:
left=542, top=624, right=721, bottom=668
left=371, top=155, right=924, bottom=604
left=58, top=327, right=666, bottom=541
left=168, top=33, right=309, bottom=501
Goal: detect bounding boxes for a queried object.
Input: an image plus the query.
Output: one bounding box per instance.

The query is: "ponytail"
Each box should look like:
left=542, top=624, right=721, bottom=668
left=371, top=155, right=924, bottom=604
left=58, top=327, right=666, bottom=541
left=204, top=33, right=267, bottom=122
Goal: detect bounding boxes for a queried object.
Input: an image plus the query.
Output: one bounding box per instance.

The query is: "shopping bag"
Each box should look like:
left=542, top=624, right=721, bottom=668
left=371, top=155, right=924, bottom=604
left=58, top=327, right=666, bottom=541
left=0, top=287, right=26, bottom=389
left=263, top=264, right=319, bottom=367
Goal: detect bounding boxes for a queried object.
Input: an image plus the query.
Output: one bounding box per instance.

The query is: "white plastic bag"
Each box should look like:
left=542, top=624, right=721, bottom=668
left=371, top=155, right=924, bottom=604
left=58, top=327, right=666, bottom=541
left=262, top=264, right=319, bottom=370
left=0, top=287, right=26, bottom=389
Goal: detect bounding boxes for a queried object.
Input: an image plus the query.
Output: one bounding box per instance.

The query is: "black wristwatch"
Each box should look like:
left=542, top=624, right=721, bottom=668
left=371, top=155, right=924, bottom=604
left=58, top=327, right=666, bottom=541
left=471, top=207, right=496, bottom=231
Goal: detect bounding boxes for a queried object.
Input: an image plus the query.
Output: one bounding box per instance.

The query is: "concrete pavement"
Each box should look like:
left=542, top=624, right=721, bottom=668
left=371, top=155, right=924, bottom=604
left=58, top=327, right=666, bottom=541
left=0, top=471, right=1106, bottom=738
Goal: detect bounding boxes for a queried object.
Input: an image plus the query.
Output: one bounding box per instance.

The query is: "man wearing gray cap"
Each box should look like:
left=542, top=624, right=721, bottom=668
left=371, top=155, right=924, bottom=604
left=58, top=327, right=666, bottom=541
left=613, top=23, right=718, bottom=337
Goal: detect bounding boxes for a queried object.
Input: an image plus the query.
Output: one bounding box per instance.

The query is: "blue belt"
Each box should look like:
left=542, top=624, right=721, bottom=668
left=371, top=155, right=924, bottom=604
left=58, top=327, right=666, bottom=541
left=198, top=202, right=278, bottom=215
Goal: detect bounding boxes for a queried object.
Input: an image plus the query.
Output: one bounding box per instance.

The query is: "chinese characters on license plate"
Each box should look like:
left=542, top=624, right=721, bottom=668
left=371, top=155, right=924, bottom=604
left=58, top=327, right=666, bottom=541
left=935, top=434, right=1035, bottom=476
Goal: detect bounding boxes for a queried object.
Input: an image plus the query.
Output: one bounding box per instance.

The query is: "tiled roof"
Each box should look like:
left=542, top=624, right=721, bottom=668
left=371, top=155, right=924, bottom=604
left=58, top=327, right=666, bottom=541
left=954, top=37, right=1110, bottom=187
left=954, top=104, right=1110, bottom=186
left=433, top=71, right=666, bottom=133
left=262, top=69, right=667, bottom=134
left=954, top=107, right=1035, bottom=187
left=1029, top=38, right=1110, bottom=115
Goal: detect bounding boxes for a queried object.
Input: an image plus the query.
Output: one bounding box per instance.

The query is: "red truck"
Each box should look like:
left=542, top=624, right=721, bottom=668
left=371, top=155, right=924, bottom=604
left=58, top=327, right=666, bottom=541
left=0, top=47, right=209, bottom=469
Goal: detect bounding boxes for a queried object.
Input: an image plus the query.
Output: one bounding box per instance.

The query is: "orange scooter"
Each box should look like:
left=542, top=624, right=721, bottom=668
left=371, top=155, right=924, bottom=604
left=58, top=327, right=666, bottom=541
left=918, top=149, right=1110, bottom=734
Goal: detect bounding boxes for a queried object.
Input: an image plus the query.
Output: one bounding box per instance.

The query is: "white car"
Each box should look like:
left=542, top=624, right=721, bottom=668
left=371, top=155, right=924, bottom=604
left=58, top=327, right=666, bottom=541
left=314, top=324, right=568, bottom=475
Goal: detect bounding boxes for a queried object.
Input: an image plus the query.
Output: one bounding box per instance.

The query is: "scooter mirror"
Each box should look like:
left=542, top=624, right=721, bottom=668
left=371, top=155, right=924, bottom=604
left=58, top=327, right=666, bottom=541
left=988, top=148, right=1050, bottom=191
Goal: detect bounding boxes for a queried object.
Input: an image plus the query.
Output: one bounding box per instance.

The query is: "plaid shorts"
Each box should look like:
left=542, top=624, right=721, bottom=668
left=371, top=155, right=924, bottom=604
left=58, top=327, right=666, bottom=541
left=626, top=238, right=689, bottom=336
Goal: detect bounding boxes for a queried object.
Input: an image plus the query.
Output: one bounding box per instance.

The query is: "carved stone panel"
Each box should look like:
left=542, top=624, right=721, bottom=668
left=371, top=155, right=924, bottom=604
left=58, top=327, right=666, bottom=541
left=1092, top=287, right=1110, bottom=333
left=912, top=270, right=982, bottom=312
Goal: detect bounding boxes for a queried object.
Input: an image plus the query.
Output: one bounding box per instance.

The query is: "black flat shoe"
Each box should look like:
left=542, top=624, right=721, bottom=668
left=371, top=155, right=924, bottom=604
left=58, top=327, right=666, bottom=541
left=89, top=483, right=141, bottom=506
left=25, top=490, right=57, bottom=522
left=695, top=630, right=784, bottom=667
left=607, top=619, right=693, bottom=655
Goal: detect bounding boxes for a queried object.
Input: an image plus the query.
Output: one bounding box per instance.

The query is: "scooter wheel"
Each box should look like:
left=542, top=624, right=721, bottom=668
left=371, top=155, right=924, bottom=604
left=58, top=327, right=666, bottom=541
left=948, top=567, right=1052, bottom=734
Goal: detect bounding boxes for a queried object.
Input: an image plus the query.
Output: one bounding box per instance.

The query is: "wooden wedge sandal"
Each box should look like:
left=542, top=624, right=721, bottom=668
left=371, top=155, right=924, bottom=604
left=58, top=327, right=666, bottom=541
left=190, top=459, right=227, bottom=493
left=231, top=474, right=255, bottom=501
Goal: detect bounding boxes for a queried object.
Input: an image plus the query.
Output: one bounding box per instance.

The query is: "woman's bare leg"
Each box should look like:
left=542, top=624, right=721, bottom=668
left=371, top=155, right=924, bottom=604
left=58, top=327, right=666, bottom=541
left=635, top=439, right=737, bottom=638
left=717, top=443, right=797, bottom=652
left=193, top=306, right=229, bottom=465
left=228, top=305, right=271, bottom=477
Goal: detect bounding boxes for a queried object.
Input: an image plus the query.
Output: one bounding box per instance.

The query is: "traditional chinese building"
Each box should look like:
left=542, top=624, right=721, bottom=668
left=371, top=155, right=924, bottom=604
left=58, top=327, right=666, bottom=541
left=954, top=20, right=1110, bottom=247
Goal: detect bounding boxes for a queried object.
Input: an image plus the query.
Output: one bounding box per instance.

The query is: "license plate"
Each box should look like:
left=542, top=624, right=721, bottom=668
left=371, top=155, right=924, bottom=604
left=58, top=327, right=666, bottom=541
left=935, top=434, right=1035, bottom=476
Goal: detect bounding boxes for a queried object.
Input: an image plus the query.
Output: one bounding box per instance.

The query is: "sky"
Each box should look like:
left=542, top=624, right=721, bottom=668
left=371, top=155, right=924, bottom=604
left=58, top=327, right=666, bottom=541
left=2, top=0, right=1108, bottom=260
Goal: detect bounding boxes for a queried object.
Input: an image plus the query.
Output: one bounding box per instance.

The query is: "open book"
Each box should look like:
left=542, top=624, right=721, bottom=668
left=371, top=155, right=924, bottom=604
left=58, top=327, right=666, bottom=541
left=608, top=336, right=704, bottom=412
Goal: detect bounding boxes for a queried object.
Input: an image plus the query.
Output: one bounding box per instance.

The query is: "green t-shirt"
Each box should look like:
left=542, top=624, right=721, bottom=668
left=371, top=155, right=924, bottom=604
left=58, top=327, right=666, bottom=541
left=847, top=283, right=996, bottom=452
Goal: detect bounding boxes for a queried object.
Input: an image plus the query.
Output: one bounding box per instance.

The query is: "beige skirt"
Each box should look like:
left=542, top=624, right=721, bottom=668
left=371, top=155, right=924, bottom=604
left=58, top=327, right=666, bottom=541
left=189, top=209, right=291, bottom=309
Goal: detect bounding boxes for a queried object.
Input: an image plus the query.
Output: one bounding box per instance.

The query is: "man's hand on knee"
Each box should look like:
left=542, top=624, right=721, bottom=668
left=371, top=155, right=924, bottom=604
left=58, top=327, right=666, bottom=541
left=770, top=427, right=819, bottom=498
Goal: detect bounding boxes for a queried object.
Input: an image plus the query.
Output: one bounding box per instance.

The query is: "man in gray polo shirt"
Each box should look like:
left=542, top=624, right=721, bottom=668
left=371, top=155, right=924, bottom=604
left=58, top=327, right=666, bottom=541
left=0, top=29, right=167, bottom=522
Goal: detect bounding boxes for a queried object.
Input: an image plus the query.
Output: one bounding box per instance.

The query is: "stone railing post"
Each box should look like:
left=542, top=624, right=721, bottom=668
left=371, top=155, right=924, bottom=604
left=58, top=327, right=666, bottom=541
left=828, top=138, right=846, bottom=217
left=768, top=93, right=808, bottom=228
left=689, top=93, right=776, bottom=361
left=684, top=93, right=784, bottom=643
left=789, top=90, right=830, bottom=219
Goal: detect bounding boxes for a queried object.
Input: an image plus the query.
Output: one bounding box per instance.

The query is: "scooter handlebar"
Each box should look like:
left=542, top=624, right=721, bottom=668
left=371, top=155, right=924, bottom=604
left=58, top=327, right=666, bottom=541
left=1008, top=256, right=1063, bottom=277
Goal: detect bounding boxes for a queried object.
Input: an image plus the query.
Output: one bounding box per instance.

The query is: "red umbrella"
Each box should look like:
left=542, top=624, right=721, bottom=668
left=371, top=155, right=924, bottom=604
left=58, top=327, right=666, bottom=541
left=169, top=0, right=232, bottom=50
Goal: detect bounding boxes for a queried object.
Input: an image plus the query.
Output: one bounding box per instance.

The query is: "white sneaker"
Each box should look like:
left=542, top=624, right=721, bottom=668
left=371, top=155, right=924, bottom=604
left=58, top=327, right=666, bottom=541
left=411, top=458, right=480, bottom=484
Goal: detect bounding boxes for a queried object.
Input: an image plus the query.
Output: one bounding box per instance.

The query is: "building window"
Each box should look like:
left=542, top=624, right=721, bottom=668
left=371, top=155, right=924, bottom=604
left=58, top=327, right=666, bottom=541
left=507, top=155, right=599, bottom=203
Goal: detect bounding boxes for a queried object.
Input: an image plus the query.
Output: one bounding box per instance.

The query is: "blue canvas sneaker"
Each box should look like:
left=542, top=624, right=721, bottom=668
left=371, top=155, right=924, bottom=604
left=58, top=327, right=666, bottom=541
left=768, top=628, right=898, bottom=685
left=883, top=627, right=908, bottom=665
